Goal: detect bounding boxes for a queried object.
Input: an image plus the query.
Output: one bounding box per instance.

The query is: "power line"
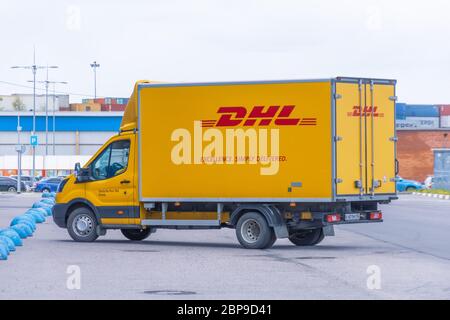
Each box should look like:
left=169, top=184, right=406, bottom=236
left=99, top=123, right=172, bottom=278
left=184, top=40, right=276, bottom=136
left=0, top=80, right=95, bottom=97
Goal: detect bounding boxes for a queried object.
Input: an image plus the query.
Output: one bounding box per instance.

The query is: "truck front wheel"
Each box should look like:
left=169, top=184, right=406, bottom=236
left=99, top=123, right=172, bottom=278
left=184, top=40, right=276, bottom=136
left=121, top=228, right=152, bottom=241
left=67, top=207, right=99, bottom=242
left=236, top=212, right=276, bottom=249
left=288, top=228, right=324, bottom=246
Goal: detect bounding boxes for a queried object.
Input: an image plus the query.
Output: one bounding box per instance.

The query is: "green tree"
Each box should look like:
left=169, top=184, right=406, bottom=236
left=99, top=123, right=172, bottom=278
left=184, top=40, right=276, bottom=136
left=12, top=97, right=26, bottom=111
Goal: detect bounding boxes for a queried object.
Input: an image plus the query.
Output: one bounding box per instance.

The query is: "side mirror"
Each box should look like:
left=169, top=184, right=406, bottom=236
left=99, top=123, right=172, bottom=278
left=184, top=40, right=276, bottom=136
left=76, top=166, right=92, bottom=183
left=74, top=162, right=81, bottom=176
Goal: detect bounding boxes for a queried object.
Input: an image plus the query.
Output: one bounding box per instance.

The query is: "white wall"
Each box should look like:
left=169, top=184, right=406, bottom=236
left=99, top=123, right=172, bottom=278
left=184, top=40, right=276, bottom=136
left=0, top=155, right=91, bottom=170
left=0, top=131, right=116, bottom=156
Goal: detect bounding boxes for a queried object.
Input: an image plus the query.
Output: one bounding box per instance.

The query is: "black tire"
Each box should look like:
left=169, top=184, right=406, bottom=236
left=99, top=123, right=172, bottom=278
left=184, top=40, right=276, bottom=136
left=42, top=188, right=51, bottom=193
left=236, top=212, right=276, bottom=249
left=288, top=228, right=325, bottom=246
left=67, top=207, right=99, bottom=242
left=121, top=228, right=152, bottom=241
left=8, top=186, right=17, bottom=193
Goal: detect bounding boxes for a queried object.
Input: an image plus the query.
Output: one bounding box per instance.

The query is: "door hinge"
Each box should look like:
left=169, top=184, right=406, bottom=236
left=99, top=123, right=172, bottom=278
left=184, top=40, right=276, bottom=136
left=334, top=136, right=343, bottom=142
left=335, top=178, right=343, bottom=184
left=334, top=94, right=342, bottom=100
left=389, top=96, right=398, bottom=101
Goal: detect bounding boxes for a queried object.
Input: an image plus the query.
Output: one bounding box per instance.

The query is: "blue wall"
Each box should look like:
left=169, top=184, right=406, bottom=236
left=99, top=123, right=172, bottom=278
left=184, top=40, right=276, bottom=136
left=0, top=115, right=121, bottom=132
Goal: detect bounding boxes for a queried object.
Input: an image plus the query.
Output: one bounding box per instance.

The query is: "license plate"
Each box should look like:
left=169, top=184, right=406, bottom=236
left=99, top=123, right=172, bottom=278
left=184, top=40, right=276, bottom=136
left=345, top=213, right=361, bottom=221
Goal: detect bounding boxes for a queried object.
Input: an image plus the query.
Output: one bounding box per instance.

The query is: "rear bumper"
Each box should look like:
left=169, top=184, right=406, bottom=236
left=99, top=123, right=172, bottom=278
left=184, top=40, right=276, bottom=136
left=52, top=203, right=69, bottom=228
left=287, top=211, right=383, bottom=231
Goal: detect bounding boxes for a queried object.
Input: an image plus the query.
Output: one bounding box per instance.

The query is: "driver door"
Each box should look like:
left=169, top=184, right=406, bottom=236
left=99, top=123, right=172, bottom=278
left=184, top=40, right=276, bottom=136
left=85, top=138, right=135, bottom=224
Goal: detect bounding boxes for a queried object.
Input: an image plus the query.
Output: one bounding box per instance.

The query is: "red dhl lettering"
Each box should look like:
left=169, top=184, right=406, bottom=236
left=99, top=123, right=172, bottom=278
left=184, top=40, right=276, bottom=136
left=347, top=106, right=384, bottom=117
left=201, top=105, right=317, bottom=127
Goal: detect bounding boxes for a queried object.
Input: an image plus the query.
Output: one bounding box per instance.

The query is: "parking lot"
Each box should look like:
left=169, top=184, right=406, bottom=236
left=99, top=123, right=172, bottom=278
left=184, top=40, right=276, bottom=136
left=0, top=193, right=449, bottom=300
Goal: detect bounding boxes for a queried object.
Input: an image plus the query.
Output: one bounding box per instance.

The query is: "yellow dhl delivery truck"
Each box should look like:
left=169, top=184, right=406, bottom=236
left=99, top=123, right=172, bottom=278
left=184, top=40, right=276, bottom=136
left=53, top=77, right=398, bottom=249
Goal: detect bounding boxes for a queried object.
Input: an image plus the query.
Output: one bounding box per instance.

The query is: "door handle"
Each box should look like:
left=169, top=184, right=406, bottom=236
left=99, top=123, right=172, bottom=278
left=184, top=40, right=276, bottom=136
left=120, top=180, right=131, bottom=184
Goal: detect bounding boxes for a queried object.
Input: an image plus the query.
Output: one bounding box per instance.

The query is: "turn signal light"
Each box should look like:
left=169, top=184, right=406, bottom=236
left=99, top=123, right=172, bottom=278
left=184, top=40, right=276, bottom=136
left=326, top=214, right=341, bottom=223
left=370, top=212, right=383, bottom=220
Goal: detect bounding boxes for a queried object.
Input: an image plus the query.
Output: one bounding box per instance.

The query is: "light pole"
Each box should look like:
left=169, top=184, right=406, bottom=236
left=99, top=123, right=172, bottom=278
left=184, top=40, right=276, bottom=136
left=11, top=53, right=51, bottom=185
left=28, top=66, right=60, bottom=156
left=15, top=107, right=25, bottom=193
left=49, top=81, right=67, bottom=155
left=90, top=61, right=100, bottom=99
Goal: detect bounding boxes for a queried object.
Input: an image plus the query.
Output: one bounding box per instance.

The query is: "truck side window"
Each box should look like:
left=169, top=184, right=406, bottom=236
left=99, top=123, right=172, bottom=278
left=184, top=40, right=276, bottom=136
left=90, top=140, right=130, bottom=180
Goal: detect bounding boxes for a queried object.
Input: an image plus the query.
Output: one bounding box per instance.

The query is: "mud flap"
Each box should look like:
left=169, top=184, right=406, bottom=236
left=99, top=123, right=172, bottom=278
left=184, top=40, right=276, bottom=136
left=274, top=224, right=289, bottom=239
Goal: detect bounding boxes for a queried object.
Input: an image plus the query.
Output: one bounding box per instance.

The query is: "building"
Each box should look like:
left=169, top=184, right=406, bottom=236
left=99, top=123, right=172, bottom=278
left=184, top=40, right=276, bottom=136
left=397, top=130, right=450, bottom=182
left=70, top=97, right=129, bottom=112
left=0, top=111, right=122, bottom=177
left=0, top=93, right=69, bottom=112
left=396, top=104, right=450, bottom=183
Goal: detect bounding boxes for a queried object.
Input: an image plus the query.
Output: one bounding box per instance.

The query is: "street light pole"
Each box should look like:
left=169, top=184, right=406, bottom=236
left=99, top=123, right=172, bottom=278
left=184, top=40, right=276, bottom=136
left=90, top=61, right=100, bottom=99
left=11, top=50, right=56, bottom=184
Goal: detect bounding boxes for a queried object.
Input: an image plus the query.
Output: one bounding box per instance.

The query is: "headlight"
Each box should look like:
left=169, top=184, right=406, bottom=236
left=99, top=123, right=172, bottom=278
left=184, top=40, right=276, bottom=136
left=57, top=179, right=69, bottom=193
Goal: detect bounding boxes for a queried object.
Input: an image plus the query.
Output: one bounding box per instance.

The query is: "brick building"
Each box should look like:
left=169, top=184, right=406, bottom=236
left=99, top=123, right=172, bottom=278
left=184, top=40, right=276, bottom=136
left=397, top=130, right=450, bottom=182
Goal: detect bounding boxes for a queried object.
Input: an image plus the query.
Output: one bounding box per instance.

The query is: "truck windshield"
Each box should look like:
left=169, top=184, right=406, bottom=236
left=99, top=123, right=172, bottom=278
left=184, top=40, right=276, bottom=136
left=91, top=140, right=130, bottom=180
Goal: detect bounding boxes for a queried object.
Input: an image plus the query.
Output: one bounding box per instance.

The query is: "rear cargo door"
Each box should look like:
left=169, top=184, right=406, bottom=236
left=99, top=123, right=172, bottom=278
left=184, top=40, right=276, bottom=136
left=335, top=79, right=396, bottom=197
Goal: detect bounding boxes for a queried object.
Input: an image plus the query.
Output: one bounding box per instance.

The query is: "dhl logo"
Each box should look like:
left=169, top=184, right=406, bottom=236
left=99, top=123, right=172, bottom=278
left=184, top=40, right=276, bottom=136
left=348, top=106, right=384, bottom=117
left=201, top=105, right=317, bottom=128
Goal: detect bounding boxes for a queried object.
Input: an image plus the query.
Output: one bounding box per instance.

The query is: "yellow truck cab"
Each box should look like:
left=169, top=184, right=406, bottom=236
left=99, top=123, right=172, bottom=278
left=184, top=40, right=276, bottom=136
left=53, top=77, right=398, bottom=249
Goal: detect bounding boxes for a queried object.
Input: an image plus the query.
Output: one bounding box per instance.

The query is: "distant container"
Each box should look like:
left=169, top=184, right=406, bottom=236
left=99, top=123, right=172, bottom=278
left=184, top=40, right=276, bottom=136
left=395, top=103, right=407, bottom=120
left=404, top=104, right=439, bottom=117
left=441, top=115, right=450, bottom=128
left=101, top=104, right=111, bottom=112
left=110, top=104, right=126, bottom=111
left=82, top=98, right=92, bottom=104
left=116, top=98, right=129, bottom=105
left=94, top=98, right=105, bottom=104
left=439, top=105, right=450, bottom=116
left=396, top=117, right=440, bottom=130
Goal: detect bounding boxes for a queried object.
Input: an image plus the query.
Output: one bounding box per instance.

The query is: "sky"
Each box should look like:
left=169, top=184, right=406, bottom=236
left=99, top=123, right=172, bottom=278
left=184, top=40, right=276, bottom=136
left=1, top=0, right=450, bottom=103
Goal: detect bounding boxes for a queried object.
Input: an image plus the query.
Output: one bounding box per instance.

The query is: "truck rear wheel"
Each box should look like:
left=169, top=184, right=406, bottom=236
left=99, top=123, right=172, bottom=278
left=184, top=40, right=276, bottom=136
left=67, top=207, right=99, bottom=242
left=288, top=228, right=324, bottom=246
left=236, top=212, right=276, bottom=249
left=121, top=228, right=152, bottom=241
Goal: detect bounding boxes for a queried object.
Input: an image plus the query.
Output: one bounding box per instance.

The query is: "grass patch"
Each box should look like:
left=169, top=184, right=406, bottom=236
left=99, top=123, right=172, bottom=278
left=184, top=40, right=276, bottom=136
left=417, top=189, right=450, bottom=195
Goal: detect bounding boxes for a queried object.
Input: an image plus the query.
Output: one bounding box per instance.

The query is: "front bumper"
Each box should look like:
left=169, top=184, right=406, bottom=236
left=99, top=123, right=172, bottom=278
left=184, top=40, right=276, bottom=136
left=52, top=203, right=69, bottom=228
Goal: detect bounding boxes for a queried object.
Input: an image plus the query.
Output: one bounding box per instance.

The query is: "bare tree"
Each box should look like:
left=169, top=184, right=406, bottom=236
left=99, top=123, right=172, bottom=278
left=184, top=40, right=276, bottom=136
left=12, top=97, right=26, bottom=111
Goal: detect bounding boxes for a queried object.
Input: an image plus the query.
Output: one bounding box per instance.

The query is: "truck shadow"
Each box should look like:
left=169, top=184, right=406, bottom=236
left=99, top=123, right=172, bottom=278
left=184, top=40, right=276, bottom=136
left=56, top=239, right=368, bottom=251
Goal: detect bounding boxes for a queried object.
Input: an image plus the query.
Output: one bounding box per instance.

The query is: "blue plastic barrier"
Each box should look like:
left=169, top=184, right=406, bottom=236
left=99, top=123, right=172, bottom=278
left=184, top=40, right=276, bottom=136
left=0, top=243, right=8, bottom=260
left=10, top=224, right=30, bottom=239
left=25, top=209, right=46, bottom=223
left=12, top=219, right=35, bottom=232
left=40, top=198, right=55, bottom=205
left=10, top=216, right=36, bottom=231
left=0, top=235, right=15, bottom=252
left=0, top=229, right=23, bottom=246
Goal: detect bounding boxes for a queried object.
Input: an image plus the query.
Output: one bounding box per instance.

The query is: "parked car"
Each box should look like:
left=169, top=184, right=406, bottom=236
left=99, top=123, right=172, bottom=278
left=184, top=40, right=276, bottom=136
left=34, top=177, right=63, bottom=193
left=10, top=175, right=33, bottom=190
left=424, top=176, right=435, bottom=189
left=396, top=177, right=425, bottom=192
left=0, top=176, right=26, bottom=192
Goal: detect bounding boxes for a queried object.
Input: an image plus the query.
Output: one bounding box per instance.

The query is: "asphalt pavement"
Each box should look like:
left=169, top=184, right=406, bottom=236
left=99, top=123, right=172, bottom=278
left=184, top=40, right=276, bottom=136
left=0, top=192, right=449, bottom=299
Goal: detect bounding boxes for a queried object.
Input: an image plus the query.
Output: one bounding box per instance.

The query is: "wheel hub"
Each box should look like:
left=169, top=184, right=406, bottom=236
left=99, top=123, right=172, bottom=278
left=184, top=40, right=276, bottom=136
left=73, top=215, right=94, bottom=236
left=241, top=219, right=261, bottom=243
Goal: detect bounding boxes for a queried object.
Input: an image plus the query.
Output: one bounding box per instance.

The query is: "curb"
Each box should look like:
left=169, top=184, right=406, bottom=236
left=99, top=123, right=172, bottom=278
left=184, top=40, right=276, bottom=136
left=412, top=192, right=450, bottom=200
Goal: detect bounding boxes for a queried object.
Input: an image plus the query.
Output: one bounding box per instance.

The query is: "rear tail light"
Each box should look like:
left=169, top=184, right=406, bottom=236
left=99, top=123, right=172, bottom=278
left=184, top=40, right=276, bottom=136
left=326, top=214, right=341, bottom=223
left=370, top=212, right=383, bottom=220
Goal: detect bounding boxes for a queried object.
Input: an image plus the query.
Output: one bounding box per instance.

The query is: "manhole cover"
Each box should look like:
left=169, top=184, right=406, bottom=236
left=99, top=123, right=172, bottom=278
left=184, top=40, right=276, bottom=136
left=296, top=256, right=336, bottom=260
left=144, top=290, right=196, bottom=296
